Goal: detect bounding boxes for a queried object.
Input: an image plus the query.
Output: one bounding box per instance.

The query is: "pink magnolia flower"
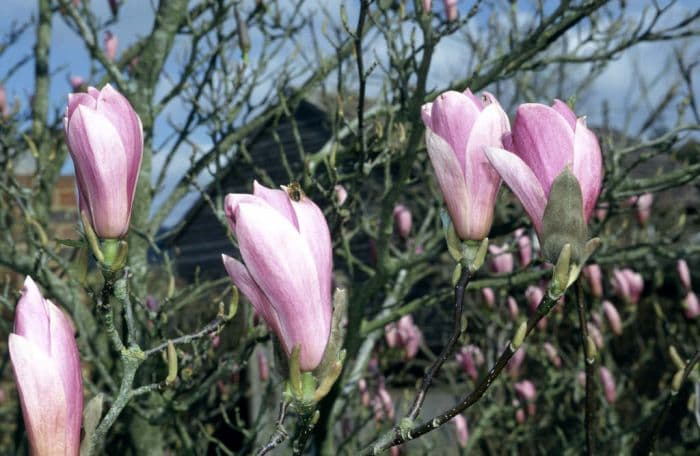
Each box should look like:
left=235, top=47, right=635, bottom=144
left=422, top=0, right=432, bottom=13
left=145, top=295, right=159, bottom=313
left=515, top=408, right=526, bottom=424
left=222, top=181, right=333, bottom=371
left=385, top=315, right=422, bottom=360
left=683, top=292, right=700, bottom=319
left=0, top=84, right=8, bottom=117
left=64, top=84, right=143, bottom=239
left=543, top=342, right=562, bottom=368
left=393, top=204, right=412, bottom=239
left=373, top=383, right=395, bottom=422
left=507, top=296, right=520, bottom=320
left=358, top=379, right=371, bottom=407
left=421, top=88, right=510, bottom=240
left=69, top=75, right=85, bottom=91
left=451, top=414, right=469, bottom=448
left=514, top=228, right=532, bottom=267
left=485, top=100, right=602, bottom=237
left=481, top=287, right=496, bottom=308
left=677, top=259, right=691, bottom=292
left=577, top=371, right=587, bottom=388
left=443, top=0, right=458, bottom=21
left=525, top=285, right=547, bottom=329
left=634, top=193, right=653, bottom=225
left=514, top=380, right=537, bottom=402
left=456, top=345, right=484, bottom=380
left=489, top=244, right=514, bottom=274
left=611, top=268, right=644, bottom=305
left=257, top=351, right=269, bottom=381
left=583, top=264, right=603, bottom=298
left=602, top=300, right=622, bottom=335
left=587, top=322, right=604, bottom=349
left=599, top=366, right=617, bottom=404
left=334, top=184, right=348, bottom=206
left=595, top=202, right=608, bottom=221
left=9, top=277, right=83, bottom=456
left=104, top=31, right=118, bottom=61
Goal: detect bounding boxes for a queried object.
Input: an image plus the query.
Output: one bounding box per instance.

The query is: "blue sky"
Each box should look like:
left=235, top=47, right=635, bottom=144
left=2, top=1, right=698, bottom=226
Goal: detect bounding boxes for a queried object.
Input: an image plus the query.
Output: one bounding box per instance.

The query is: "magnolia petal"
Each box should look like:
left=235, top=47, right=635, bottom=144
left=462, top=103, right=510, bottom=239
left=235, top=203, right=328, bottom=370
left=463, top=87, right=484, bottom=110
left=13, top=277, right=51, bottom=353
left=425, top=130, right=470, bottom=239
left=572, top=117, right=603, bottom=222
left=9, top=334, right=69, bottom=456
left=288, top=195, right=333, bottom=330
left=47, top=301, right=83, bottom=454
left=484, top=147, right=547, bottom=235
left=551, top=99, right=577, bottom=130
left=221, top=254, right=282, bottom=337
left=252, top=181, right=299, bottom=229
left=65, top=92, right=97, bottom=125
left=429, top=90, right=482, bottom=170
left=420, top=102, right=433, bottom=130
left=95, top=84, right=143, bottom=202
left=223, top=193, right=268, bottom=233
left=67, top=106, right=129, bottom=238
left=512, top=103, right=575, bottom=195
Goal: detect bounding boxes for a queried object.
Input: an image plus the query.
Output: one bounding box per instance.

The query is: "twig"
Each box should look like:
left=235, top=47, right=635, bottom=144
left=407, top=267, right=471, bottom=420
left=362, top=290, right=561, bottom=455
left=256, top=400, right=290, bottom=456
left=576, top=281, right=596, bottom=455
left=292, top=409, right=318, bottom=456
left=633, top=350, right=700, bottom=455
left=143, top=312, right=229, bottom=357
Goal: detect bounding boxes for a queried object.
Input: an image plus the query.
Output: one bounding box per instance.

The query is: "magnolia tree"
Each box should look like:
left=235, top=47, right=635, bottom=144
left=1, top=0, right=699, bottom=454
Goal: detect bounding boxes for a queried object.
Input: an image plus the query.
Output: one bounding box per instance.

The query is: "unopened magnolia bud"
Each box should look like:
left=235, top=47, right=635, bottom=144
left=165, top=340, right=178, bottom=385
left=669, top=346, right=685, bottom=370
left=671, top=369, right=685, bottom=394
left=452, top=263, right=463, bottom=286
left=481, top=287, right=496, bottom=308
left=585, top=335, right=598, bottom=363
left=541, top=170, right=587, bottom=263
left=511, top=321, right=527, bottom=350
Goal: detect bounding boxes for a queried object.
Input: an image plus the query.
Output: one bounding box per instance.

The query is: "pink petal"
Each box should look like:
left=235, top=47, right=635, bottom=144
left=13, top=277, right=50, bottom=353
left=428, top=90, right=482, bottom=170
left=288, top=194, right=333, bottom=329
left=67, top=106, right=129, bottom=238
left=462, top=103, right=509, bottom=239
left=65, top=92, right=97, bottom=124
left=9, top=334, right=69, bottom=456
left=223, top=193, right=268, bottom=233
left=95, top=84, right=143, bottom=202
left=47, top=301, right=83, bottom=453
left=572, top=117, right=603, bottom=222
left=511, top=103, right=575, bottom=195
left=425, top=130, right=471, bottom=239
left=420, top=102, right=433, bottom=130
left=462, top=87, right=484, bottom=110
left=235, top=203, right=329, bottom=370
left=484, top=147, right=547, bottom=235
left=551, top=99, right=577, bottom=130
left=221, top=254, right=282, bottom=337
left=253, top=181, right=299, bottom=229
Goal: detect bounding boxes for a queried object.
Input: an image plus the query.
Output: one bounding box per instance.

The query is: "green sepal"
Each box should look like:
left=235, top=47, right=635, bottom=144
left=541, top=168, right=587, bottom=264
